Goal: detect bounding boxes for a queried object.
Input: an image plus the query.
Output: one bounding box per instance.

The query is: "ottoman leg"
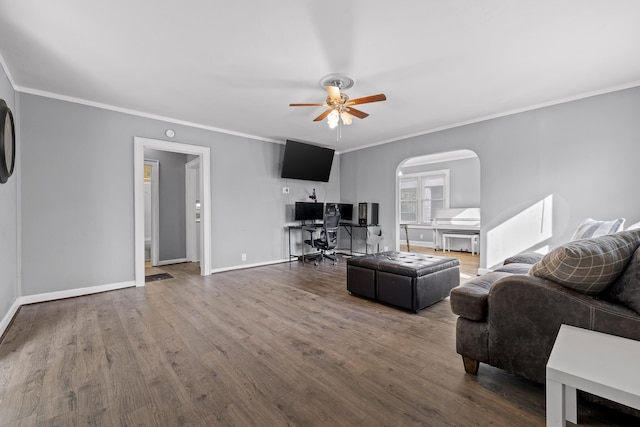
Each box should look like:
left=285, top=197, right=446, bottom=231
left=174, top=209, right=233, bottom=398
left=462, top=355, right=479, bottom=375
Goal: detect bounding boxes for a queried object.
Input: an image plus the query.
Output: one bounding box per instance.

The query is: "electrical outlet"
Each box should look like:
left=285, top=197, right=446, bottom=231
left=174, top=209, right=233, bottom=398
left=419, top=234, right=424, bottom=239
left=282, top=186, right=289, bottom=194
left=383, top=246, right=388, bottom=251
left=241, top=253, right=247, bottom=261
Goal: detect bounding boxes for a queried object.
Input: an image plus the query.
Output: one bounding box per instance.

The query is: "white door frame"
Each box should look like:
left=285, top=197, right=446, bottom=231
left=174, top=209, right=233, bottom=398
left=185, top=157, right=200, bottom=263
left=144, top=159, right=160, bottom=266
left=134, top=137, right=212, bottom=286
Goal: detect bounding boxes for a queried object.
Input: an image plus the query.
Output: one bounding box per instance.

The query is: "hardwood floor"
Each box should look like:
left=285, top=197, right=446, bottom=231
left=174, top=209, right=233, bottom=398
left=1, top=258, right=637, bottom=426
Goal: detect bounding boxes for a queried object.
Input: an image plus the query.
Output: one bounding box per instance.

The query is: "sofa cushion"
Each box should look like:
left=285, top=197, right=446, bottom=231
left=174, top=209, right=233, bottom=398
left=502, top=252, right=544, bottom=266
left=449, top=271, right=513, bottom=321
left=570, top=217, right=625, bottom=241
left=603, top=246, right=640, bottom=315
left=494, top=262, right=533, bottom=274
left=529, top=230, right=640, bottom=295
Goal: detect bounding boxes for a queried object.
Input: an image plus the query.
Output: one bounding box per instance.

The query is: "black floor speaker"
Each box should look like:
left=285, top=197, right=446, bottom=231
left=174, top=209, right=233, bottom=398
left=358, top=202, right=379, bottom=225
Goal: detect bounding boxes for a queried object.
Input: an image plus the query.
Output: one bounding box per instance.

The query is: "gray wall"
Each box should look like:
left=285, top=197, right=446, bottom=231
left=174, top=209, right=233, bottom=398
left=0, top=64, right=17, bottom=323
left=144, top=148, right=187, bottom=262
left=341, top=86, right=640, bottom=269
left=215, top=142, right=340, bottom=266
left=19, top=92, right=340, bottom=295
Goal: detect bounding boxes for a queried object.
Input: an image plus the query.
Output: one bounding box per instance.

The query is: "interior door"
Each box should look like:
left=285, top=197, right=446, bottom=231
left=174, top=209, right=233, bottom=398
left=144, top=160, right=160, bottom=266
left=185, top=158, right=201, bottom=263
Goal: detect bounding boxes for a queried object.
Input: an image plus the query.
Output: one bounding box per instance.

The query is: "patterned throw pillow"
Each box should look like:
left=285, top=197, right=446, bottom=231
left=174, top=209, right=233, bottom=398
left=529, top=230, right=640, bottom=295
left=604, top=246, right=640, bottom=314
left=570, top=218, right=625, bottom=241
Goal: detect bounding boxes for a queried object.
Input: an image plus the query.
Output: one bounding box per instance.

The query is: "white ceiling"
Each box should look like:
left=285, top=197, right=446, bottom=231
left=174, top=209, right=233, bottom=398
left=1, top=1, right=640, bottom=152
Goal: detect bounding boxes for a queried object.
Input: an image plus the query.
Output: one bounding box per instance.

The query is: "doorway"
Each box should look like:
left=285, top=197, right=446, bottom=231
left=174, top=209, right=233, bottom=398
left=134, top=137, right=212, bottom=286
left=395, top=149, right=480, bottom=252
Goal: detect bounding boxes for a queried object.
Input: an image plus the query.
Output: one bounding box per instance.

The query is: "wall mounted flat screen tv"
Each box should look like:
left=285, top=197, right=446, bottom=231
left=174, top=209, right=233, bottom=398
left=281, top=139, right=335, bottom=182
left=295, top=202, right=324, bottom=221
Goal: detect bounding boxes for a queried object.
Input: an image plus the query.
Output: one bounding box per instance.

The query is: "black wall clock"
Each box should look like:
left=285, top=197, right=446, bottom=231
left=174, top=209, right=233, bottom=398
left=0, top=99, right=16, bottom=184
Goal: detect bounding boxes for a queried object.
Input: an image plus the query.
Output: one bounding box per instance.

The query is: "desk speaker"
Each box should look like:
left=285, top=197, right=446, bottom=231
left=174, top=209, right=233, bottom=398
left=358, top=202, right=379, bottom=226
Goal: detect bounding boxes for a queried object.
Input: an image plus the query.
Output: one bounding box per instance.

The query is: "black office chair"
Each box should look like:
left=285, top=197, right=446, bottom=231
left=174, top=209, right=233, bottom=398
left=305, top=209, right=341, bottom=265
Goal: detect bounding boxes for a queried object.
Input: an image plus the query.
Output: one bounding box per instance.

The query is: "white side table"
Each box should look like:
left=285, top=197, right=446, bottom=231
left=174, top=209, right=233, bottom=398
left=546, top=324, right=640, bottom=426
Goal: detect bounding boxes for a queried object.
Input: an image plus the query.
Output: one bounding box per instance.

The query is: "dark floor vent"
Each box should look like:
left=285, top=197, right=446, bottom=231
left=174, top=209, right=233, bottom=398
left=145, top=273, right=174, bottom=283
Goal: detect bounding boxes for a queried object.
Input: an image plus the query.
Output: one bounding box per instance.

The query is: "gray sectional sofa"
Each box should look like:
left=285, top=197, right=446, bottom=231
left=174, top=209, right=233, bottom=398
left=450, top=229, right=640, bottom=387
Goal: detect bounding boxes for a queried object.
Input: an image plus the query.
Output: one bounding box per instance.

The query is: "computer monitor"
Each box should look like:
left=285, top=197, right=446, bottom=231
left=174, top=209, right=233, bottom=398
left=294, top=202, right=324, bottom=221
left=327, top=203, right=353, bottom=221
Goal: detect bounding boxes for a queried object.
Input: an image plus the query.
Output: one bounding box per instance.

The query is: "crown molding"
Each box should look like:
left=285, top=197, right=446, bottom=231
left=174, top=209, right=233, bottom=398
left=0, top=52, right=18, bottom=91
left=7, top=67, right=640, bottom=154
left=339, top=80, right=640, bottom=154
left=17, top=86, right=283, bottom=144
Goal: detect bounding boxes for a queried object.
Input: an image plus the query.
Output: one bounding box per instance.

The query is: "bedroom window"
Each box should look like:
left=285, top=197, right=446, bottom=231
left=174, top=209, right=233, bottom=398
left=400, top=178, right=418, bottom=223
left=399, top=170, right=449, bottom=224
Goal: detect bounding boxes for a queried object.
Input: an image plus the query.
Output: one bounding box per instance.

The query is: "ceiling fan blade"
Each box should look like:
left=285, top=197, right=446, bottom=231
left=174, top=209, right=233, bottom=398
left=313, top=109, right=333, bottom=122
left=346, top=93, right=387, bottom=106
left=326, top=86, right=342, bottom=103
left=345, top=107, right=369, bottom=119
left=289, top=103, right=326, bottom=107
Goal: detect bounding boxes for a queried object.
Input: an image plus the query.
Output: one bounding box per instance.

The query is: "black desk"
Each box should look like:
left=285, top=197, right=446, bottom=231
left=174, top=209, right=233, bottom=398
left=287, top=223, right=323, bottom=262
left=286, top=222, right=379, bottom=262
left=338, top=222, right=379, bottom=255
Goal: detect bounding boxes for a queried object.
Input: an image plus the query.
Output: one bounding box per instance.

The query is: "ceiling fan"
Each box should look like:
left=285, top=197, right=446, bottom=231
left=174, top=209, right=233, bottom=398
left=289, top=75, right=387, bottom=133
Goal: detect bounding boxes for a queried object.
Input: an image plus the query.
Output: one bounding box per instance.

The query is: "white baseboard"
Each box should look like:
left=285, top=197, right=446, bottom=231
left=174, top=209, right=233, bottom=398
left=157, top=258, right=188, bottom=266
left=19, top=281, right=135, bottom=305
left=210, top=258, right=290, bottom=274
left=0, top=299, right=22, bottom=340
left=1, top=280, right=135, bottom=339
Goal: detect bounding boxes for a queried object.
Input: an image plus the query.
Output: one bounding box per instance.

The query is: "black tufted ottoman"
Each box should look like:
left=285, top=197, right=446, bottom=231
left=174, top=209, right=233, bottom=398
left=347, top=251, right=460, bottom=312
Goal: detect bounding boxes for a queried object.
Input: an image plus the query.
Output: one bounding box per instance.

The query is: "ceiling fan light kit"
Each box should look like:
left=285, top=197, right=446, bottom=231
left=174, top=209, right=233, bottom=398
left=290, top=74, right=387, bottom=140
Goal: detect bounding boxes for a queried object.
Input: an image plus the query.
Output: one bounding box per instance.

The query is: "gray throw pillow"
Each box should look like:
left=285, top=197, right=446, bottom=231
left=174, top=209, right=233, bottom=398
left=503, top=251, right=544, bottom=266
left=570, top=217, right=625, bottom=241
left=604, top=246, right=640, bottom=315
left=529, top=230, right=640, bottom=295
left=627, top=221, right=640, bottom=231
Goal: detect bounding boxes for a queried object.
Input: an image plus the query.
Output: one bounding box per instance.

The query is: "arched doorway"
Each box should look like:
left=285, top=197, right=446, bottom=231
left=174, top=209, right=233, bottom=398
left=395, top=149, right=480, bottom=256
